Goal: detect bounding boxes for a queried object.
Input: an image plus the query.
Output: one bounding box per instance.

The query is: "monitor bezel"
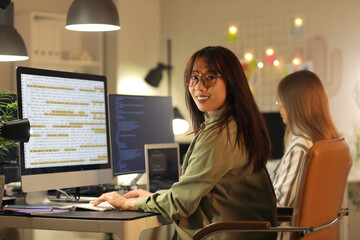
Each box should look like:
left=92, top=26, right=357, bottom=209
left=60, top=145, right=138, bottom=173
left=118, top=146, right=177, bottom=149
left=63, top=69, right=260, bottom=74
left=16, top=66, right=112, bottom=192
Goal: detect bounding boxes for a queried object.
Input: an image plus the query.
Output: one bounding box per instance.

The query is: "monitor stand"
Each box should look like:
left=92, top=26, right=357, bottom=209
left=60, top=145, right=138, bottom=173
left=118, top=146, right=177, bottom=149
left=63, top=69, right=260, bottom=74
left=25, top=191, right=51, bottom=205
left=25, top=191, right=78, bottom=208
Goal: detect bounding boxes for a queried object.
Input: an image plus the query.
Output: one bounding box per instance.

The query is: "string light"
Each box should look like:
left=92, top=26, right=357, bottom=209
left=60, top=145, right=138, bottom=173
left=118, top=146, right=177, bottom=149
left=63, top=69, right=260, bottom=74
left=244, top=52, right=253, bottom=61
left=266, top=48, right=274, bottom=56
left=292, top=58, right=301, bottom=65
left=294, top=18, right=303, bottom=26
left=229, top=26, right=237, bottom=34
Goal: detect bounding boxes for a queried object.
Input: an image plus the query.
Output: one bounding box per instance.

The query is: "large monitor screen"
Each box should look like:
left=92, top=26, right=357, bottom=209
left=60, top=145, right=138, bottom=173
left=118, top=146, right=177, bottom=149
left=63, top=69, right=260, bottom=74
left=109, top=94, right=175, bottom=176
left=16, top=66, right=112, bottom=204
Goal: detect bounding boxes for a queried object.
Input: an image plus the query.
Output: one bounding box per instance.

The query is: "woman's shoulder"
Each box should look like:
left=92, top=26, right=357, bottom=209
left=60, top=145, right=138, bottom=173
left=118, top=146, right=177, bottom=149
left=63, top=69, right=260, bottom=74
left=289, top=134, right=313, bottom=149
left=195, top=119, right=237, bottom=149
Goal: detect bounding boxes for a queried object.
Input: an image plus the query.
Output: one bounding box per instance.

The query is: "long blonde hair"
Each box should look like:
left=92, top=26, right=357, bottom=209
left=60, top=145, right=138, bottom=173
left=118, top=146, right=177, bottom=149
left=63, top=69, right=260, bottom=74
left=277, top=70, right=340, bottom=144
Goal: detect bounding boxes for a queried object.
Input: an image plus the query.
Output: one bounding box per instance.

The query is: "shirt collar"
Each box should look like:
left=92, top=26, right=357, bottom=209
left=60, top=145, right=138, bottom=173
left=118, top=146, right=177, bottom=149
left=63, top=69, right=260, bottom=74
left=201, top=108, right=223, bottom=128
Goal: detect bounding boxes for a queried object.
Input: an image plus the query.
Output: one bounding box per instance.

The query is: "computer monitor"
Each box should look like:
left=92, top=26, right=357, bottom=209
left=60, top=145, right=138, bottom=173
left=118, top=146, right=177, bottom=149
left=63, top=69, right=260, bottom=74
left=16, top=66, right=112, bottom=205
left=108, top=94, right=175, bottom=176
left=262, top=112, right=286, bottom=160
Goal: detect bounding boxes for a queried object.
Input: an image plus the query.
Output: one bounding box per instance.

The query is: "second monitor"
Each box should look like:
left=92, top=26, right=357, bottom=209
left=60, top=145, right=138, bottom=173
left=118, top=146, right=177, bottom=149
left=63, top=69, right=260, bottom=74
left=108, top=94, right=175, bottom=176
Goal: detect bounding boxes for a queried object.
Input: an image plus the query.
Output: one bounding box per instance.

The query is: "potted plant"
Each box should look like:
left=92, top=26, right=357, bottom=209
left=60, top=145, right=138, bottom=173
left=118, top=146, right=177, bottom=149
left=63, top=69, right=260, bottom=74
left=0, top=90, right=18, bottom=205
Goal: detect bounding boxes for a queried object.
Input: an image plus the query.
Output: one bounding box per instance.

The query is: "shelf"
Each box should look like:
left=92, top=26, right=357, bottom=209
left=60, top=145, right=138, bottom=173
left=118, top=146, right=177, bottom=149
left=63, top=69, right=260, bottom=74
left=15, top=11, right=104, bottom=75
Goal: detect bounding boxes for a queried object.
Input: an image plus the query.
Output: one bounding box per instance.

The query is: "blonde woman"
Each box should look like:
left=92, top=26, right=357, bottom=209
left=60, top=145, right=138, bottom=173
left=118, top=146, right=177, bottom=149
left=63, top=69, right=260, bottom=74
left=271, top=70, right=340, bottom=240
left=272, top=70, right=339, bottom=208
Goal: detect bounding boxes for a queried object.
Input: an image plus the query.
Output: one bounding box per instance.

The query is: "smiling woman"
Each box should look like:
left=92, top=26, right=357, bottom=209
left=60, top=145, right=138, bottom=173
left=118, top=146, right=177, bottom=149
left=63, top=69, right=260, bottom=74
left=92, top=46, right=277, bottom=240
left=186, top=57, right=227, bottom=116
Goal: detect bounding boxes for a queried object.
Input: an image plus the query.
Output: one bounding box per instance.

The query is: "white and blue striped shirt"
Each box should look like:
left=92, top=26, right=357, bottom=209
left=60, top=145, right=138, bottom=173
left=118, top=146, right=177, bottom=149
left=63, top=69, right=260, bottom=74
left=271, top=135, right=313, bottom=207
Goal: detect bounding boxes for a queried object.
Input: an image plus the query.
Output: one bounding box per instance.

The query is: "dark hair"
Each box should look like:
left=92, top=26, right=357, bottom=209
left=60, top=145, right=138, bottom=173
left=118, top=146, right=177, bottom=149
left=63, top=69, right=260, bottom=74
left=184, top=46, right=271, bottom=172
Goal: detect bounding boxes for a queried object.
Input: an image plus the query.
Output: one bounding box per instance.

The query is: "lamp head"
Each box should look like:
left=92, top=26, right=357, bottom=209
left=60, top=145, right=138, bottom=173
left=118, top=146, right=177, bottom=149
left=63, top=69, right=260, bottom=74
left=66, top=0, right=120, bottom=32
left=0, top=118, right=30, bottom=142
left=0, top=1, right=29, bottom=61
left=144, top=63, right=172, bottom=87
left=172, top=107, right=189, bottom=135
left=0, top=0, right=10, bottom=10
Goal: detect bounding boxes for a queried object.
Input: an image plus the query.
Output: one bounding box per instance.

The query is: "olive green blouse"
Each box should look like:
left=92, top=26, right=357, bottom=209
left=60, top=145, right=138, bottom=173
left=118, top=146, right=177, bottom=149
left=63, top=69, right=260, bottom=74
left=135, top=111, right=277, bottom=240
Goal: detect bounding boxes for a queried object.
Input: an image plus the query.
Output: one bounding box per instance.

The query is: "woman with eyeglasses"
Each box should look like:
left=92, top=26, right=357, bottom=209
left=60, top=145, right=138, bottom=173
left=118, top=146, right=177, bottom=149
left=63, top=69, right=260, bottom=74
left=272, top=70, right=340, bottom=208
left=92, top=46, right=277, bottom=240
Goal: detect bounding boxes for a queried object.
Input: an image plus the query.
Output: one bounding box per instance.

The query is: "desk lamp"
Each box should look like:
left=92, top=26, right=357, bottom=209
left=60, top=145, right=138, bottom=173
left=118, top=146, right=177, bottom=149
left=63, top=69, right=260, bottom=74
left=144, top=39, right=190, bottom=135
left=0, top=118, right=30, bottom=142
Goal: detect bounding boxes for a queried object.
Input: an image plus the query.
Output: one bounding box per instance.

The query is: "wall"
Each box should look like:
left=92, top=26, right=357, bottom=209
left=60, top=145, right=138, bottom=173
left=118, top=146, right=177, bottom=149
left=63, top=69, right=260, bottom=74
left=160, top=0, right=360, bottom=148
left=114, top=0, right=164, bottom=96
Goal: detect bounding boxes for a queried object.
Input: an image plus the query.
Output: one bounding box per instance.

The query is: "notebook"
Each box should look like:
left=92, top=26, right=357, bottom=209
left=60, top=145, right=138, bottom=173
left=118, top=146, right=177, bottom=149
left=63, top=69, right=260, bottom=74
left=144, top=143, right=181, bottom=192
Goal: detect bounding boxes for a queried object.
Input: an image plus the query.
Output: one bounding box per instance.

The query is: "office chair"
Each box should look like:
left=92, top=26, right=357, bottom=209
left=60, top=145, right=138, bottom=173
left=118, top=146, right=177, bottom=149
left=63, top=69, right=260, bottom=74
left=193, top=138, right=352, bottom=240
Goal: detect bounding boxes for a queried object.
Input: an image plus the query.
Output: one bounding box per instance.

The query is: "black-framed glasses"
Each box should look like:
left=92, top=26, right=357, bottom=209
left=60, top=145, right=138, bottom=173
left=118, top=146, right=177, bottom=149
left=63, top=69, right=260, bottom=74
left=184, top=72, right=222, bottom=88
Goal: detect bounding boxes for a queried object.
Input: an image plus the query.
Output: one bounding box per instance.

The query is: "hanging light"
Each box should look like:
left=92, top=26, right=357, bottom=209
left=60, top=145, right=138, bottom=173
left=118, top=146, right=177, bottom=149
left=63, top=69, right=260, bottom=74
left=0, top=2, right=29, bottom=62
left=66, top=0, right=120, bottom=32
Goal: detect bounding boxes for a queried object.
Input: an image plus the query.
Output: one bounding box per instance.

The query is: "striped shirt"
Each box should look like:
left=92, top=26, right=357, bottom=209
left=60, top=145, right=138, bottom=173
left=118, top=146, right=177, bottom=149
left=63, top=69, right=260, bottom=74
left=271, top=135, right=313, bottom=207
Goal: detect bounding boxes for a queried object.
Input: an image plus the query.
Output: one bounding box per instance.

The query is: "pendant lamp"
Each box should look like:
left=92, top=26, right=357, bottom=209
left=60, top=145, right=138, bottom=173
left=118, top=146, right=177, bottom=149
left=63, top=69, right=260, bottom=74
left=66, top=0, right=120, bottom=32
left=0, top=2, right=29, bottom=62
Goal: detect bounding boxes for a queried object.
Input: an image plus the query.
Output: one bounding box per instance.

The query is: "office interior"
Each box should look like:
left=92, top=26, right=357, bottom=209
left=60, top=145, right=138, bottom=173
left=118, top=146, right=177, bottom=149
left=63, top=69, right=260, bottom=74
left=1, top=0, right=360, bottom=239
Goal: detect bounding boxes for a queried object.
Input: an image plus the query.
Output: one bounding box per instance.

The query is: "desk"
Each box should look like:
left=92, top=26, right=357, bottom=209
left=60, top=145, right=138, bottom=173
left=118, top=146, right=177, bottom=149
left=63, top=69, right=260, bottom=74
left=0, top=210, right=172, bottom=239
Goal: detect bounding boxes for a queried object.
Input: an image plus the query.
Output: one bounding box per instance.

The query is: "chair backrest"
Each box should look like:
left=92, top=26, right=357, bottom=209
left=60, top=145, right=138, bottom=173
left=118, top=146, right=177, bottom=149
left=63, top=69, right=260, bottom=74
left=291, top=138, right=352, bottom=240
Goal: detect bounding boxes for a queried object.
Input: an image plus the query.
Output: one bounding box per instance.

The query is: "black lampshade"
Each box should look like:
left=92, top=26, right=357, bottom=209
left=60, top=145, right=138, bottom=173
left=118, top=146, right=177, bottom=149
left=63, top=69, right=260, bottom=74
left=0, top=118, right=30, bottom=142
left=145, top=63, right=170, bottom=87
left=0, top=2, right=28, bottom=61
left=66, top=0, right=120, bottom=32
left=0, top=0, right=10, bottom=10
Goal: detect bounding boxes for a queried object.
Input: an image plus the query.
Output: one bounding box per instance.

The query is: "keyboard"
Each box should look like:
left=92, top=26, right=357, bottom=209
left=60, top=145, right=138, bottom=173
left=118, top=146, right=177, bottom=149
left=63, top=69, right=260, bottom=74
left=74, top=201, right=116, bottom=212
left=48, top=196, right=99, bottom=203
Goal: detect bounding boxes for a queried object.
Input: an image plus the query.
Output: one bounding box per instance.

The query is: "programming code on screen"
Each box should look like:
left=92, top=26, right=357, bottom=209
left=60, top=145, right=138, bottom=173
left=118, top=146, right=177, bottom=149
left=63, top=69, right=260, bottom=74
left=109, top=95, right=174, bottom=175
left=20, top=74, right=109, bottom=169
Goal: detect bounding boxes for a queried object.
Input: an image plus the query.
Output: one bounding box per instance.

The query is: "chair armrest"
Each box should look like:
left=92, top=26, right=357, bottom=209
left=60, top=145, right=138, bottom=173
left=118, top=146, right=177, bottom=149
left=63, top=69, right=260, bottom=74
left=277, top=207, right=293, bottom=222
left=193, top=221, right=271, bottom=240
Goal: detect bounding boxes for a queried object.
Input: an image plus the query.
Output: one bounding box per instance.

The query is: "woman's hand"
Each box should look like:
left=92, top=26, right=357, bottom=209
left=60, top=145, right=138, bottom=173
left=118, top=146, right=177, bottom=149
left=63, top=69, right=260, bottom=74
left=124, top=189, right=152, bottom=199
left=91, top=191, right=137, bottom=211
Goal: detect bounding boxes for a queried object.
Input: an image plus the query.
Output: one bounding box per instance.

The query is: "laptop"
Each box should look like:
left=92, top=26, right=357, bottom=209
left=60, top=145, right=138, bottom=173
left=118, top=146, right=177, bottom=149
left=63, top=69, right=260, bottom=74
left=144, top=143, right=181, bottom=192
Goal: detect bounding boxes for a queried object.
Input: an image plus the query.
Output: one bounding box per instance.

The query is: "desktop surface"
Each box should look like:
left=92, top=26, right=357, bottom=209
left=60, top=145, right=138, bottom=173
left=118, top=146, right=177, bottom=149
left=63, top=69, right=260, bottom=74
left=0, top=205, right=171, bottom=239
left=0, top=208, right=158, bottom=220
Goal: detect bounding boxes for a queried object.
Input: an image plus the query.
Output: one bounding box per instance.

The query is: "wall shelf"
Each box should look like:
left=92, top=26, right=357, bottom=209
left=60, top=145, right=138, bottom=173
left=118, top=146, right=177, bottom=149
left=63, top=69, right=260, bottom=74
left=15, top=12, right=104, bottom=75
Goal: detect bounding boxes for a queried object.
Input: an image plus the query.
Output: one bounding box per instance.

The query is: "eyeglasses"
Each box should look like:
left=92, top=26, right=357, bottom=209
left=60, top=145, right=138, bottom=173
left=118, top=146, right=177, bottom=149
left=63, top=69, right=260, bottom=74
left=275, top=97, right=282, bottom=106
left=184, top=72, right=222, bottom=88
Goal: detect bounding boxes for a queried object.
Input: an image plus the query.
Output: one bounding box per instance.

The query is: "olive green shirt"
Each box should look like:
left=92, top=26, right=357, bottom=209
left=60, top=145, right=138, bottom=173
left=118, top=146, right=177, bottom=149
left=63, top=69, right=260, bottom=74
left=135, top=111, right=277, bottom=240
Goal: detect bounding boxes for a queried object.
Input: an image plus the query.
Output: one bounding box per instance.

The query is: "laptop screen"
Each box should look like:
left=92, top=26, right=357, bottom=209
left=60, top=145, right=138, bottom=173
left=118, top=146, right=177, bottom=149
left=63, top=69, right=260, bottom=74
left=144, top=143, right=180, bottom=192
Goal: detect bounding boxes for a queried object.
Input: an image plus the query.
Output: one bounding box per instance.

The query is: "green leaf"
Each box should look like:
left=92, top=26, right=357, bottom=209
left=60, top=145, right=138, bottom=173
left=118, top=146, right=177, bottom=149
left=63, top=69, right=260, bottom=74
left=0, top=90, right=18, bottom=162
